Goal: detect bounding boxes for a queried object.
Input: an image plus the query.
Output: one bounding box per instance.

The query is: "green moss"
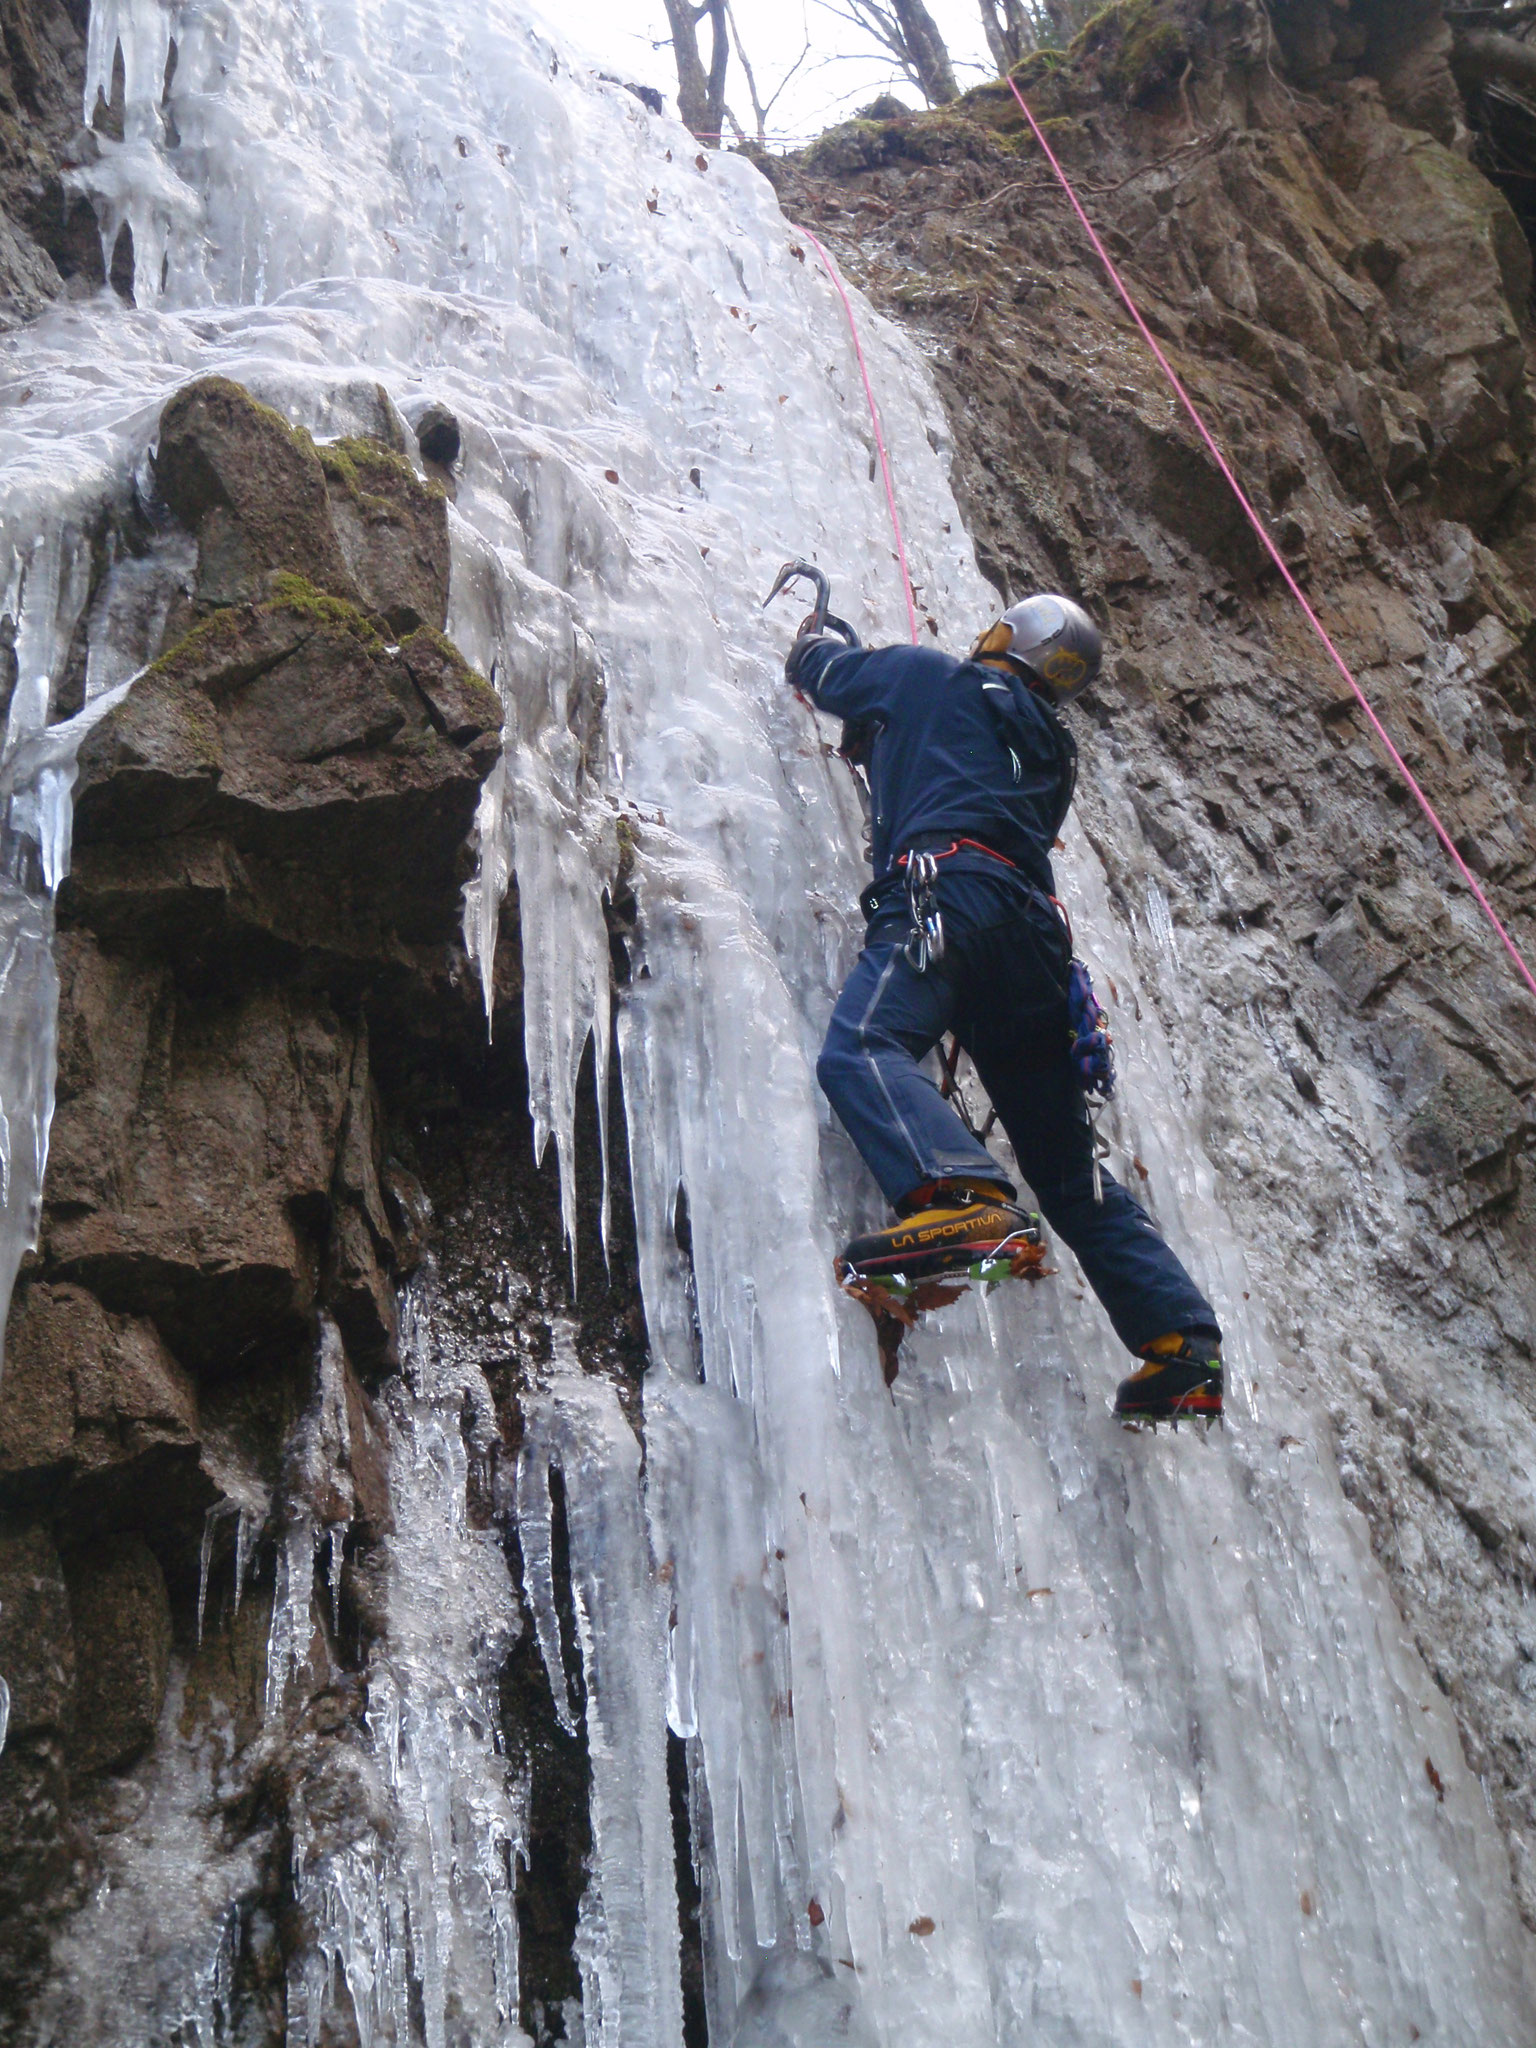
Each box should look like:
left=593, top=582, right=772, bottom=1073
left=1071, top=0, right=1190, bottom=106
left=398, top=625, right=503, bottom=725
left=317, top=433, right=447, bottom=529
left=148, top=606, right=248, bottom=679
left=894, top=113, right=999, bottom=165
left=266, top=573, right=381, bottom=642
left=799, top=119, right=887, bottom=177
left=1008, top=48, right=1068, bottom=87
left=320, top=435, right=417, bottom=495
left=173, top=376, right=339, bottom=491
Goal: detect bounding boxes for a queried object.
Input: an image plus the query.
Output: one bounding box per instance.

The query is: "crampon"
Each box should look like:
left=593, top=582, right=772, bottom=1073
left=838, top=1228, right=1052, bottom=1387
left=1113, top=1335, right=1223, bottom=1431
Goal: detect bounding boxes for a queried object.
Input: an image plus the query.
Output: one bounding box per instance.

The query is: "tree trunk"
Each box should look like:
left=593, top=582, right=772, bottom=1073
left=978, top=0, right=1032, bottom=74
left=1453, top=28, right=1536, bottom=98
left=662, top=0, right=730, bottom=140
left=892, top=0, right=960, bottom=103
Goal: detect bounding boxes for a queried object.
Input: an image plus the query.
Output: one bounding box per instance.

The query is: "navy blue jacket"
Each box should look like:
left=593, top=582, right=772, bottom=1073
left=796, top=640, right=1074, bottom=902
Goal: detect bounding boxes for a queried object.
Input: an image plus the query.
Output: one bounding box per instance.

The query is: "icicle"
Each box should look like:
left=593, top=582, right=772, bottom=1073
left=83, top=531, right=196, bottom=703
left=234, top=1506, right=257, bottom=1616
left=1145, top=878, right=1180, bottom=963
left=327, top=1524, right=346, bottom=1637
left=73, top=0, right=201, bottom=302
left=288, top=1277, right=523, bottom=2048
left=264, top=1518, right=317, bottom=1723
left=518, top=1336, right=683, bottom=2048
left=83, top=0, right=175, bottom=133
left=0, top=591, right=146, bottom=1385
left=514, top=1410, right=576, bottom=1739
left=195, top=1502, right=229, bottom=1648
left=645, top=1374, right=782, bottom=1960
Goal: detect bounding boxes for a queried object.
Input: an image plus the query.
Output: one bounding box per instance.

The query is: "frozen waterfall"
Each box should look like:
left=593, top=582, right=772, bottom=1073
left=1, top=0, right=1533, bottom=2041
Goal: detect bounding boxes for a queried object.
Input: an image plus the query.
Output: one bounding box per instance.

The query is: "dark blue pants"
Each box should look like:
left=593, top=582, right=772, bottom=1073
left=816, top=868, right=1219, bottom=1355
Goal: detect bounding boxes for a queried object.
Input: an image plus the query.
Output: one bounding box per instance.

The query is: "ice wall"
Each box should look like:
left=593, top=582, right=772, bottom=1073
left=1, top=0, right=1533, bottom=2041
left=281, top=1292, right=524, bottom=2048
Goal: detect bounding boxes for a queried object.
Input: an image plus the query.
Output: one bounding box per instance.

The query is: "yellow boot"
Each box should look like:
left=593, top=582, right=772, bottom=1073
left=1114, top=1332, right=1223, bottom=1422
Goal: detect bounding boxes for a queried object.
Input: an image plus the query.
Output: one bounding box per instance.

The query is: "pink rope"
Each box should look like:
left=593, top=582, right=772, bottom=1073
left=794, top=223, right=921, bottom=644
left=1005, top=74, right=1536, bottom=1006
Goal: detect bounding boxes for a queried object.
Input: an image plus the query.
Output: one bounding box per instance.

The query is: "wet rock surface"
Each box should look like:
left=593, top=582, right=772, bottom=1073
left=770, top=0, right=1536, bottom=1928
left=0, top=371, right=538, bottom=2037
left=0, top=0, right=103, bottom=326
left=0, top=348, right=656, bottom=2042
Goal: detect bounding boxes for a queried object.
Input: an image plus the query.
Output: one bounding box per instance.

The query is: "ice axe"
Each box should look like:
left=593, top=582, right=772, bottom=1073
left=762, top=560, right=861, bottom=649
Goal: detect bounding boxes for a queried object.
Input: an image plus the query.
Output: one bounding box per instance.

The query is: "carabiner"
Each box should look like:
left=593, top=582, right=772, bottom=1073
left=903, top=851, right=945, bottom=973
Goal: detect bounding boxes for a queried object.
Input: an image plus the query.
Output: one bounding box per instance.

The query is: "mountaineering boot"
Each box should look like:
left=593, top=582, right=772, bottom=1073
left=838, top=1180, right=1044, bottom=1296
left=1114, top=1331, right=1223, bottom=1424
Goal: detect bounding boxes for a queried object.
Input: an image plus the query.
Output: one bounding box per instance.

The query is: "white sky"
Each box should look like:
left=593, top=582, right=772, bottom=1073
left=561, top=0, right=996, bottom=144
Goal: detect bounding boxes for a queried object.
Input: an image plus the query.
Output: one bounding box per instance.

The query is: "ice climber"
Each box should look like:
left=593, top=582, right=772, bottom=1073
left=787, top=593, right=1224, bottom=1422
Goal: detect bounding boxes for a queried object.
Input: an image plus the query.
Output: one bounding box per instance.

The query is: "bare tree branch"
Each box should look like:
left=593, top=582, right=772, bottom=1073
left=813, top=0, right=959, bottom=104
left=724, top=1, right=769, bottom=136
left=724, top=1, right=811, bottom=139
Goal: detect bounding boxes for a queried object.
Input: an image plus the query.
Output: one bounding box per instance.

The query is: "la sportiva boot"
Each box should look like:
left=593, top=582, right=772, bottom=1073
left=839, top=1181, right=1053, bottom=1390
left=838, top=1180, right=1046, bottom=1299
left=1114, top=1332, right=1223, bottom=1424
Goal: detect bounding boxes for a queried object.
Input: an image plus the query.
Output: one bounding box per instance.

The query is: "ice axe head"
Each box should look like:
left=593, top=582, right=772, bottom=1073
left=763, top=559, right=830, bottom=636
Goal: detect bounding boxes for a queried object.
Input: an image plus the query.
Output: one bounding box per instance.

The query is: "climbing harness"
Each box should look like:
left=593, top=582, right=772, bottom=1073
left=894, top=835, right=1016, bottom=976
left=1004, top=71, right=1536, bottom=1011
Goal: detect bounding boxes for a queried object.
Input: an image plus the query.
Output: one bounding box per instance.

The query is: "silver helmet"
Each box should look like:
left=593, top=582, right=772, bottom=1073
left=971, top=593, right=1102, bottom=705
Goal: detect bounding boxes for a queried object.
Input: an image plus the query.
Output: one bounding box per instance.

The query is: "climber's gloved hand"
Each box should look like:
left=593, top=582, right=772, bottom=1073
left=784, top=622, right=842, bottom=690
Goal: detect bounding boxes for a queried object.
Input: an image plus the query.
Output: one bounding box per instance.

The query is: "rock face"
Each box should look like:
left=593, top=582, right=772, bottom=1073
left=0, top=0, right=153, bottom=323
left=0, top=373, right=516, bottom=2029
left=9, top=1, right=1536, bottom=2037
left=770, top=0, right=1536, bottom=1928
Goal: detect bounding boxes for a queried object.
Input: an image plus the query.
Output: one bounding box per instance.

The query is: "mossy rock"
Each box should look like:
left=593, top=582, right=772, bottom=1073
left=319, top=435, right=444, bottom=515
left=155, top=376, right=360, bottom=610
left=1072, top=0, right=1191, bottom=107
left=155, top=377, right=451, bottom=635
left=144, top=586, right=382, bottom=710
left=266, top=574, right=386, bottom=645
left=889, top=112, right=1006, bottom=167
left=318, top=439, right=452, bottom=634
left=398, top=627, right=503, bottom=744
left=799, top=119, right=890, bottom=177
